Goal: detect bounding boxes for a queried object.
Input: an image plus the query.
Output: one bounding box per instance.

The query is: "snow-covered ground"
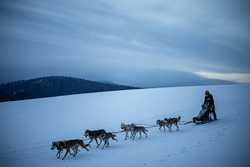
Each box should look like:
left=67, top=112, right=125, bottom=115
left=0, top=84, right=249, bottom=167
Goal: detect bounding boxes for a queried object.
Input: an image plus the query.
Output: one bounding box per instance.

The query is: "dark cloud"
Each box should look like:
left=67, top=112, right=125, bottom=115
left=0, top=0, right=249, bottom=85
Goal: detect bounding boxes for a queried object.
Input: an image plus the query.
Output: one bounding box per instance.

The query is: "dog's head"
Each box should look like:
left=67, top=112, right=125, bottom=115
left=156, top=120, right=161, bottom=125
left=121, top=122, right=126, bottom=129
left=51, top=141, right=58, bottom=150
left=84, top=129, right=90, bottom=138
left=164, top=118, right=169, bottom=121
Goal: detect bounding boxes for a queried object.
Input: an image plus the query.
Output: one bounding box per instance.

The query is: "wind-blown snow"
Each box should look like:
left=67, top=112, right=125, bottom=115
left=0, top=84, right=249, bottom=167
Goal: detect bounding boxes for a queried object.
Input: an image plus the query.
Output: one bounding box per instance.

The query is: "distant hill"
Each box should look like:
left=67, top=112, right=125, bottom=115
left=0, top=76, right=138, bottom=102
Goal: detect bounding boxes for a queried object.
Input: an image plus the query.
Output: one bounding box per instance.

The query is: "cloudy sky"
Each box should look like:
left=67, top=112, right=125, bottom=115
left=0, top=0, right=249, bottom=87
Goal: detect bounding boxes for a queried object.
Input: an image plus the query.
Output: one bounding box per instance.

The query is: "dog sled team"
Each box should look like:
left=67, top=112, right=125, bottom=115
left=51, top=116, right=181, bottom=160
left=51, top=90, right=217, bottom=160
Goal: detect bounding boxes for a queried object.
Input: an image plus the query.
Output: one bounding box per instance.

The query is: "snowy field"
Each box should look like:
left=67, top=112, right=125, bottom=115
left=0, top=84, right=249, bottom=167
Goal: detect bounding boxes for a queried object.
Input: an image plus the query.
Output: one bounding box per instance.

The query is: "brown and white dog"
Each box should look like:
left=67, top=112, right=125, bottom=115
left=164, top=116, right=181, bottom=131
left=131, top=125, right=148, bottom=139
left=100, top=132, right=118, bottom=149
left=121, top=122, right=135, bottom=140
left=156, top=119, right=168, bottom=131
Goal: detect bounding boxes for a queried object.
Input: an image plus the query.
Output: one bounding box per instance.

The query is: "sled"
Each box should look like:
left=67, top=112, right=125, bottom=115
left=195, top=119, right=218, bottom=125
left=183, top=119, right=217, bottom=125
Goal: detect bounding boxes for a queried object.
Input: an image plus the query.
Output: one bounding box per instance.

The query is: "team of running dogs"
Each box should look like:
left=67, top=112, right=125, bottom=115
left=51, top=90, right=216, bottom=160
left=51, top=116, right=181, bottom=160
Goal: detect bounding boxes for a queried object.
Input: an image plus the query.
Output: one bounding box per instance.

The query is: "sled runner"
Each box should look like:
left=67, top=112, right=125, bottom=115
left=184, top=103, right=217, bottom=125
left=194, top=119, right=217, bottom=125
left=183, top=118, right=218, bottom=125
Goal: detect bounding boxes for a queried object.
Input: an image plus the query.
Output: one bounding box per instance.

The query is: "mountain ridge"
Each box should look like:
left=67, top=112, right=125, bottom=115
left=0, top=76, right=138, bottom=102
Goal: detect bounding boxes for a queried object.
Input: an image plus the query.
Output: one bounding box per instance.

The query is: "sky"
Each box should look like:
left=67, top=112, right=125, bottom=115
left=0, top=0, right=250, bottom=87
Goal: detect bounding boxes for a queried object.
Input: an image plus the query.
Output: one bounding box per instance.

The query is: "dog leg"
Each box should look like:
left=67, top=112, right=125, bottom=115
left=62, top=149, right=70, bottom=160
left=169, top=125, right=172, bottom=132
left=69, top=146, right=77, bottom=156
left=143, top=130, right=148, bottom=138
left=56, top=150, right=61, bottom=159
left=95, top=138, right=101, bottom=148
left=84, top=146, right=89, bottom=151
left=127, top=131, right=131, bottom=139
left=134, top=131, right=137, bottom=140
left=74, top=148, right=78, bottom=157
left=108, top=139, right=110, bottom=146
left=125, top=131, right=128, bottom=140
left=130, top=131, right=133, bottom=139
left=81, top=143, right=89, bottom=151
left=102, top=140, right=106, bottom=149
left=96, top=143, right=100, bottom=148
left=106, top=139, right=110, bottom=148
left=167, top=125, right=170, bottom=132
left=102, top=143, right=105, bottom=149
left=131, top=131, right=135, bottom=140
left=176, top=124, right=179, bottom=131
left=72, top=147, right=78, bottom=157
left=69, top=148, right=74, bottom=156
left=98, top=137, right=104, bottom=148
left=74, top=146, right=79, bottom=157
left=98, top=138, right=102, bottom=146
left=88, top=138, right=93, bottom=145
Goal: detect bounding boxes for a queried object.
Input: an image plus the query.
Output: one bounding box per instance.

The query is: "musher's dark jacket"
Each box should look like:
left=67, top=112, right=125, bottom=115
left=203, top=93, right=214, bottom=107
